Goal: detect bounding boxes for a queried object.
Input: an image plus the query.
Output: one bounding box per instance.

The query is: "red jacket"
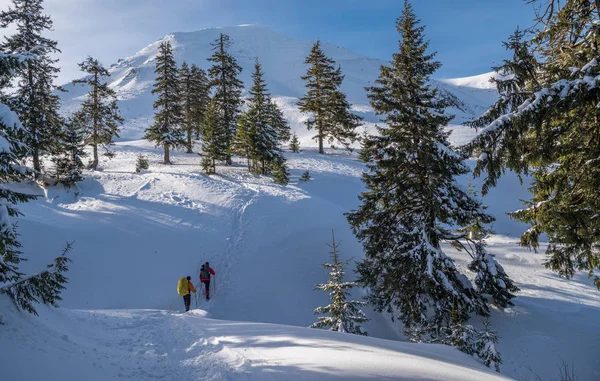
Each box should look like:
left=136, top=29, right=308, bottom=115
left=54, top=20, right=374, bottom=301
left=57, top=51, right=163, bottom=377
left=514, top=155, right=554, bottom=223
left=200, top=267, right=215, bottom=282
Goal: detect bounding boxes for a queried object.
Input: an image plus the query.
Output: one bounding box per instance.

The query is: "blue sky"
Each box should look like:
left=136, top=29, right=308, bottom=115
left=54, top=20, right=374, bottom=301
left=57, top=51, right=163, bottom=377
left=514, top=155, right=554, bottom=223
left=1, top=0, right=535, bottom=84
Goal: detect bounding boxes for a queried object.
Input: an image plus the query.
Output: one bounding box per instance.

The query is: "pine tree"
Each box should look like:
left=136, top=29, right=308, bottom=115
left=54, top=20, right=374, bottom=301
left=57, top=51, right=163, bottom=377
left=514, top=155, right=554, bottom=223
left=145, top=41, right=185, bottom=164
left=358, top=127, right=372, bottom=163
left=311, top=231, right=369, bottom=335
left=289, top=132, right=300, bottom=153
left=464, top=28, right=537, bottom=195
left=0, top=0, right=63, bottom=174
left=72, top=56, right=123, bottom=170
left=52, top=118, right=86, bottom=186
left=474, top=319, right=502, bottom=372
left=208, top=33, right=243, bottom=165
left=180, top=62, right=209, bottom=153
left=459, top=217, right=519, bottom=308
left=190, top=64, right=210, bottom=140
left=272, top=156, right=290, bottom=186
left=235, top=59, right=290, bottom=175
left=299, top=170, right=311, bottom=182
left=465, top=2, right=600, bottom=289
left=201, top=98, right=226, bottom=175
left=298, top=41, right=362, bottom=154
left=0, top=52, right=71, bottom=316
left=346, top=1, right=491, bottom=341
left=135, top=154, right=149, bottom=174
left=179, top=62, right=194, bottom=153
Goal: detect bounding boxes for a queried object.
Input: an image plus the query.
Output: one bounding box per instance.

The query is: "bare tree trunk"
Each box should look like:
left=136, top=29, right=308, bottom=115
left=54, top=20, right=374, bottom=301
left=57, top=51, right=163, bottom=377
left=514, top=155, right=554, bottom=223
left=164, top=144, right=170, bottom=164
left=90, top=72, right=100, bottom=171
left=187, top=128, right=193, bottom=153
left=318, top=130, right=324, bottom=154
left=32, top=147, right=41, bottom=174
left=91, top=143, right=99, bottom=170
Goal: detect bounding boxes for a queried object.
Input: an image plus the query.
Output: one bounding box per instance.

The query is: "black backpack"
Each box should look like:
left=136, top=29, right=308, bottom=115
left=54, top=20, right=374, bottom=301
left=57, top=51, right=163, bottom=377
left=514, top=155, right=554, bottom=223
left=201, top=266, right=210, bottom=279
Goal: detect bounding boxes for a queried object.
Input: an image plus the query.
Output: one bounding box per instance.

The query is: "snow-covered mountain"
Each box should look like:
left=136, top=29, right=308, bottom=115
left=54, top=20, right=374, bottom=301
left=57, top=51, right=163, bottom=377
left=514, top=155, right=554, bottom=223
left=59, top=24, right=499, bottom=141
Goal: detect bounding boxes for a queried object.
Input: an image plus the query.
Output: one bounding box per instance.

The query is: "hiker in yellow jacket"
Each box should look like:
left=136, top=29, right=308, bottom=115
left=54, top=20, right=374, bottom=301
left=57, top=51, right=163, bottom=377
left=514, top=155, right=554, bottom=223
left=178, top=276, right=196, bottom=312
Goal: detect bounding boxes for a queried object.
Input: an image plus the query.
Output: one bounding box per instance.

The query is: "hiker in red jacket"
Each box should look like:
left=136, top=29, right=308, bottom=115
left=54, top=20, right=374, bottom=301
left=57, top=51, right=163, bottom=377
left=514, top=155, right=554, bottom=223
left=199, top=262, right=215, bottom=300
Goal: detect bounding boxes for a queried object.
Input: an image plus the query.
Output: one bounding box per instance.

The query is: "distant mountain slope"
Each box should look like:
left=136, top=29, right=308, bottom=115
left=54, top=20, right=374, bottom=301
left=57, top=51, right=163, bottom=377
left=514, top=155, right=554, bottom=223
left=59, top=24, right=499, bottom=140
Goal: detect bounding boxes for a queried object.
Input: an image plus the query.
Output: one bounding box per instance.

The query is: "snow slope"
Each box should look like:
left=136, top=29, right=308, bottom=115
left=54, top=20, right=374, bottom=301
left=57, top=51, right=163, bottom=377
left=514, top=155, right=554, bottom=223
left=58, top=24, right=498, bottom=140
left=0, top=297, right=511, bottom=381
left=8, top=141, right=599, bottom=380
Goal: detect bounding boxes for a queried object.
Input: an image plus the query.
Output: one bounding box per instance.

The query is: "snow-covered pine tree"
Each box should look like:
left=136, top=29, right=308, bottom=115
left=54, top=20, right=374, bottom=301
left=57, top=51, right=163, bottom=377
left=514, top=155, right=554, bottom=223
left=457, top=216, right=519, bottom=308
left=464, top=28, right=537, bottom=195
left=135, top=154, right=149, bottom=174
left=179, top=61, right=195, bottom=153
left=474, top=319, right=502, bottom=372
left=201, top=98, right=226, bottom=175
left=299, top=170, right=311, bottom=182
left=357, top=127, right=372, bottom=163
left=311, top=231, right=368, bottom=335
left=52, top=118, right=86, bottom=186
left=0, top=52, right=71, bottom=316
left=190, top=64, right=210, bottom=140
left=271, top=156, right=290, bottom=186
left=289, top=132, right=300, bottom=153
left=346, top=1, right=491, bottom=341
left=207, top=33, right=243, bottom=165
left=298, top=41, right=362, bottom=154
left=436, top=302, right=477, bottom=355
left=236, top=59, right=290, bottom=175
left=72, top=56, right=123, bottom=170
left=268, top=99, right=291, bottom=144
left=233, top=113, right=253, bottom=170
left=0, top=0, right=63, bottom=174
left=465, top=2, right=600, bottom=290
left=145, top=41, right=185, bottom=165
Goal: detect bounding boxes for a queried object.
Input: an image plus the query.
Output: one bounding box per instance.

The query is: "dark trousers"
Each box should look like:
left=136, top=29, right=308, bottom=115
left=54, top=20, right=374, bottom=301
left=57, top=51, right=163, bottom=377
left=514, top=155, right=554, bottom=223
left=183, top=294, right=191, bottom=311
left=202, top=280, right=210, bottom=297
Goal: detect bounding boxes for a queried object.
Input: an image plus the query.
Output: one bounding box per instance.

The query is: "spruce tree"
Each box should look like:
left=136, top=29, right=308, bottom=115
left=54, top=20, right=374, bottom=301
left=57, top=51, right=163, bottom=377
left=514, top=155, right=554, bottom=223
left=358, top=127, right=372, bottom=163
left=299, top=170, right=311, bottom=182
left=289, top=132, right=300, bottom=153
left=179, top=62, right=195, bottom=153
left=458, top=217, right=519, bottom=308
left=207, top=33, right=243, bottom=165
left=272, top=156, right=290, bottom=186
left=52, top=118, right=86, bottom=186
left=298, top=41, right=362, bottom=154
left=0, top=0, right=63, bottom=174
left=145, top=41, right=185, bottom=164
left=0, top=52, right=71, bottom=316
left=474, top=319, right=502, bottom=372
left=311, top=231, right=368, bottom=335
left=135, top=154, right=149, bottom=174
left=235, top=59, right=290, bottom=175
left=464, top=28, right=537, bottom=195
left=73, top=56, right=123, bottom=170
left=465, top=2, right=600, bottom=289
left=346, top=1, right=491, bottom=341
left=180, top=62, right=209, bottom=153
left=190, top=64, right=210, bottom=140
left=201, top=98, right=226, bottom=175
